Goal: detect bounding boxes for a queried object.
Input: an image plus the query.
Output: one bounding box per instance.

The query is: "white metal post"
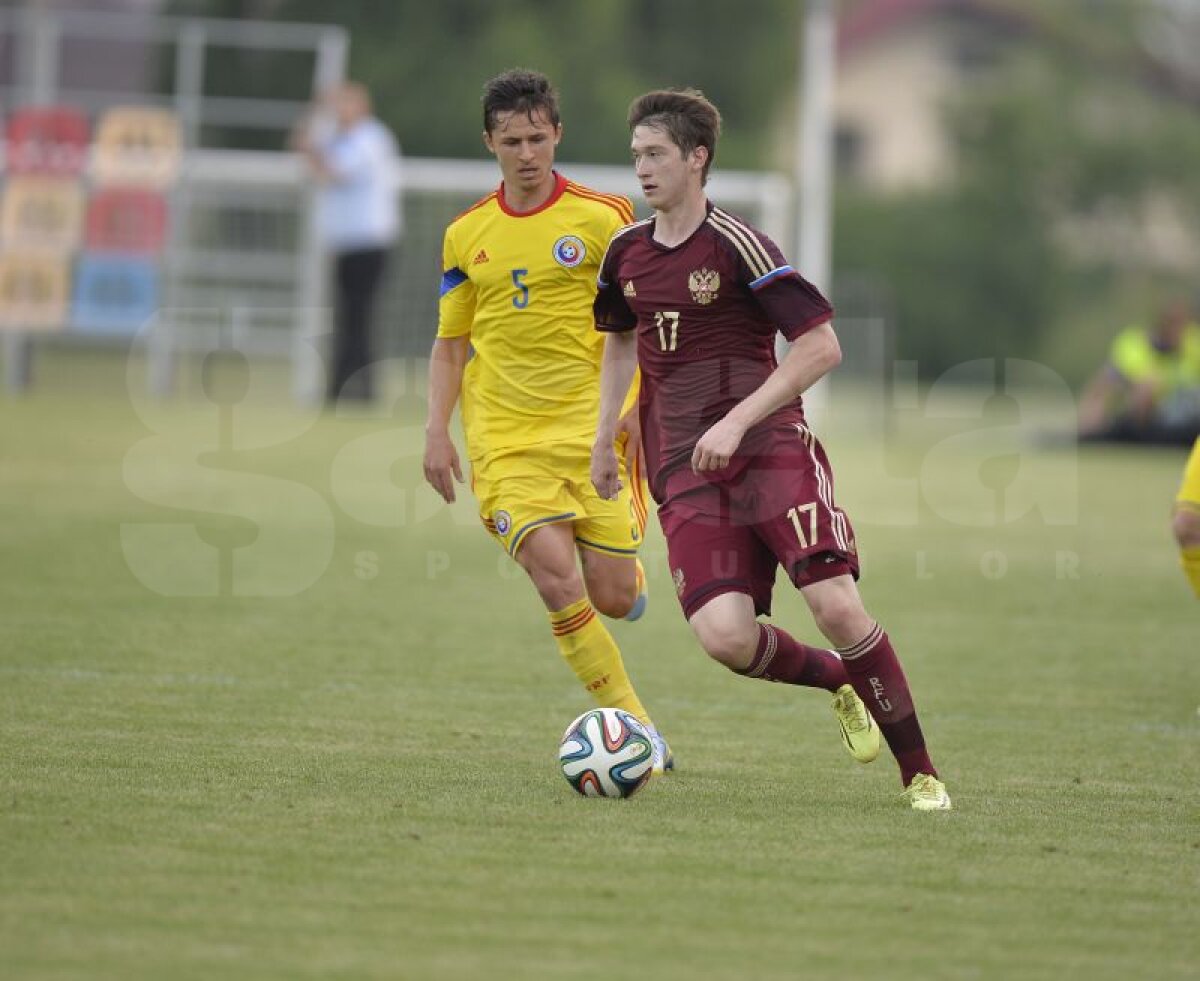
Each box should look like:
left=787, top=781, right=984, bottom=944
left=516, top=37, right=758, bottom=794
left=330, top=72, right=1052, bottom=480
left=314, top=32, right=349, bottom=97
left=23, top=6, right=60, bottom=105
left=174, top=22, right=206, bottom=149
left=794, top=0, right=837, bottom=419
left=5, top=8, right=61, bottom=393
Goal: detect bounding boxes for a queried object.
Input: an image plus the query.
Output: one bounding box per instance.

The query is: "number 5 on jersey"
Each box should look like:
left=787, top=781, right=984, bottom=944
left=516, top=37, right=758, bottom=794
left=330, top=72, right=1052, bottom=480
left=511, top=268, right=529, bottom=309
left=655, top=310, right=680, bottom=351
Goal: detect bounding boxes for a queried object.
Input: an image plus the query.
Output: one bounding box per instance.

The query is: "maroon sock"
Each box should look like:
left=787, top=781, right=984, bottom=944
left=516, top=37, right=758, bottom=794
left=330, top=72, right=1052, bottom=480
left=735, top=623, right=849, bottom=692
left=838, top=623, right=936, bottom=785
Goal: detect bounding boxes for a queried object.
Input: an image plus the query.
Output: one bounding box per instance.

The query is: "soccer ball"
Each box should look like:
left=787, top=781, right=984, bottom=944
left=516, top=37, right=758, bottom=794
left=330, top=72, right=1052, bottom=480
left=558, top=707, right=654, bottom=798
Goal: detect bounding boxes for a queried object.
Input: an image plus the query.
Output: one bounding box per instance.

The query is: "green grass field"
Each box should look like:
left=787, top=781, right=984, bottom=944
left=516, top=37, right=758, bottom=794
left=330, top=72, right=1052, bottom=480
left=1, top=352, right=1196, bottom=980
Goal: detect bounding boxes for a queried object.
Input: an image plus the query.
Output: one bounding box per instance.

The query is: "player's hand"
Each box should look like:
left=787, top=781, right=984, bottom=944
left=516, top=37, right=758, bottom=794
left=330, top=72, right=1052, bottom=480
left=691, top=417, right=746, bottom=473
left=615, top=405, right=642, bottom=479
left=423, top=431, right=464, bottom=503
left=591, top=437, right=623, bottom=501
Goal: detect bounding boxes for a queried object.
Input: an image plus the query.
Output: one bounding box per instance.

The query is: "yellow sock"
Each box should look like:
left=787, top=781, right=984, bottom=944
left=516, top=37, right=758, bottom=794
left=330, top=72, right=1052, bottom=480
left=1182, top=547, right=1200, bottom=599
left=550, top=597, right=651, bottom=725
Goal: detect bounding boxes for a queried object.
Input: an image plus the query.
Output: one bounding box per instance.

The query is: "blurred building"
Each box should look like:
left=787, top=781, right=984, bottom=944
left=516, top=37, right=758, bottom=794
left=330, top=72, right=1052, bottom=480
left=834, top=0, right=1028, bottom=191
left=832, top=0, right=1200, bottom=272
left=834, top=0, right=1200, bottom=190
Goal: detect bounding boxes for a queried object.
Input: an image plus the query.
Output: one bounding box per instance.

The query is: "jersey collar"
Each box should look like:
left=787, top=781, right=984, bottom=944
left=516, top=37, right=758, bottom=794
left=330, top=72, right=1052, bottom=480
left=497, top=171, right=568, bottom=217
left=647, top=199, right=714, bottom=251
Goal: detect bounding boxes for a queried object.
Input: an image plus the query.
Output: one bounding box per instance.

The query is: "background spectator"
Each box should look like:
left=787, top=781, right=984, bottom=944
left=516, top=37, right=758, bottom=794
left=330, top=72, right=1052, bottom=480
left=293, top=81, right=401, bottom=404
left=1077, top=298, right=1200, bottom=445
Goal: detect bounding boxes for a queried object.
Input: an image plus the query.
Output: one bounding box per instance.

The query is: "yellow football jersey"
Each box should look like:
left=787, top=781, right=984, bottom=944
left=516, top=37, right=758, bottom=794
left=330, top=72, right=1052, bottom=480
left=438, top=172, right=635, bottom=465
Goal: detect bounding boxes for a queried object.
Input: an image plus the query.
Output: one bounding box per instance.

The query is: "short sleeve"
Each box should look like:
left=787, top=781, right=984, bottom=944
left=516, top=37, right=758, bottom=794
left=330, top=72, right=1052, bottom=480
left=594, top=235, right=636, bottom=333
left=757, top=273, right=834, bottom=341
left=716, top=216, right=833, bottom=340
left=437, top=226, right=475, bottom=339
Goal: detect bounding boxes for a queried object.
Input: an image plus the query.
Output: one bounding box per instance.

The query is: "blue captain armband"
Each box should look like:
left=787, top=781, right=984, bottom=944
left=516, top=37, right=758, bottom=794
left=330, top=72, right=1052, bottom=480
left=440, top=267, right=468, bottom=297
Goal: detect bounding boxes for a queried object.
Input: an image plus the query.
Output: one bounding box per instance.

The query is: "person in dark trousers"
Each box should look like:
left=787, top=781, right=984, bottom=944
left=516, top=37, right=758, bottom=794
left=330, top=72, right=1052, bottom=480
left=294, top=82, right=401, bottom=404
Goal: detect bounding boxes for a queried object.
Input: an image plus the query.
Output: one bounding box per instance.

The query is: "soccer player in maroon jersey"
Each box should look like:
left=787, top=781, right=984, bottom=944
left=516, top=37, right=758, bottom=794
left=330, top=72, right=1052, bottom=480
left=590, top=88, right=951, bottom=810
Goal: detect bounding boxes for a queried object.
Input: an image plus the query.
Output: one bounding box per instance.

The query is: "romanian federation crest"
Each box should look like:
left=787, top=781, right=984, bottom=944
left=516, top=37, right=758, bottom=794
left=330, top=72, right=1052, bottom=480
left=688, top=268, right=720, bottom=305
left=493, top=510, right=512, bottom=536
left=552, top=235, right=586, bottom=268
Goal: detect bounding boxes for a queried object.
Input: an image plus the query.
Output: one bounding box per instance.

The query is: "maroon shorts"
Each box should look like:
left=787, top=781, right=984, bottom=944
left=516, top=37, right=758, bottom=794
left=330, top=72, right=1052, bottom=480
left=657, top=423, right=860, bottom=620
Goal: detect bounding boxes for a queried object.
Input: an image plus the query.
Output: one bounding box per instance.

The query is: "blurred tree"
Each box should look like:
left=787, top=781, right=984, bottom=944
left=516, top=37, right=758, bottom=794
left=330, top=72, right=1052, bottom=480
left=164, top=0, right=1200, bottom=380
left=162, top=0, right=802, bottom=165
left=835, top=7, right=1200, bottom=380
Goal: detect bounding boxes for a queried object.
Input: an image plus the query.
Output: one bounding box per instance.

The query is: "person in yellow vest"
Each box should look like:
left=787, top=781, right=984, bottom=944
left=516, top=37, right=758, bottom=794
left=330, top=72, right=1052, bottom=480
left=1077, top=299, right=1200, bottom=445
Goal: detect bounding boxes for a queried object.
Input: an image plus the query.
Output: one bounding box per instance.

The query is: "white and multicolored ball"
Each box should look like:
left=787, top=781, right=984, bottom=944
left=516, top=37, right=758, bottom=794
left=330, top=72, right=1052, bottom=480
left=558, top=707, right=654, bottom=798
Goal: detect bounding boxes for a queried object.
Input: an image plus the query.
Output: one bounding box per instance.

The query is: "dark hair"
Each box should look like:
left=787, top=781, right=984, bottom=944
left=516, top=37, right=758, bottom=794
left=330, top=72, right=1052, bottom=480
left=628, top=88, right=722, bottom=184
left=482, top=68, right=560, bottom=133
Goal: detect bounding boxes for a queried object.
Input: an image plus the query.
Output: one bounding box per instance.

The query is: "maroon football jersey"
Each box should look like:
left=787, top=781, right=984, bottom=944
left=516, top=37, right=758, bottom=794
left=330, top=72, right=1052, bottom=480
left=595, top=202, right=833, bottom=505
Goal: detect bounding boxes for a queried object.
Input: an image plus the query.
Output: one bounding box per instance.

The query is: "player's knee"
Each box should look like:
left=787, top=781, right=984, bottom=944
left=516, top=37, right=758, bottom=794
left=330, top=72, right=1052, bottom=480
left=692, top=617, right=758, bottom=670
left=588, top=577, right=637, bottom=619
left=1172, top=508, right=1200, bottom=548
left=527, top=566, right=584, bottom=611
left=806, top=589, right=869, bottom=646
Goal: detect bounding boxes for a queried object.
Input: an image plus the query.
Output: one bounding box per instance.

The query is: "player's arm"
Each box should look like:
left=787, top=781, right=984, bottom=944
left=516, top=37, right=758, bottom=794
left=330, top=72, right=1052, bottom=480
left=423, top=336, right=469, bottom=503
left=692, top=320, right=839, bottom=473
left=591, top=232, right=640, bottom=501
left=615, top=379, right=642, bottom=483
left=424, top=232, right=475, bottom=502
left=593, top=201, right=641, bottom=479
left=592, top=330, right=639, bottom=500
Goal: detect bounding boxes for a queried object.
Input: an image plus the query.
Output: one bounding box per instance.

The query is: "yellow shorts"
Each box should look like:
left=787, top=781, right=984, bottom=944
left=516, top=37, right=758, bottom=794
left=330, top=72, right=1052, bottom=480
left=473, top=435, right=649, bottom=558
left=1176, top=437, right=1200, bottom=513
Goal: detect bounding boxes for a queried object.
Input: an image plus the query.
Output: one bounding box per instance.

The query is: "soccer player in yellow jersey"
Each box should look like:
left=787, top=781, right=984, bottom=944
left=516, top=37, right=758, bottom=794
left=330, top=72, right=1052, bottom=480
left=1173, top=438, right=1200, bottom=598
left=422, top=69, right=672, bottom=771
